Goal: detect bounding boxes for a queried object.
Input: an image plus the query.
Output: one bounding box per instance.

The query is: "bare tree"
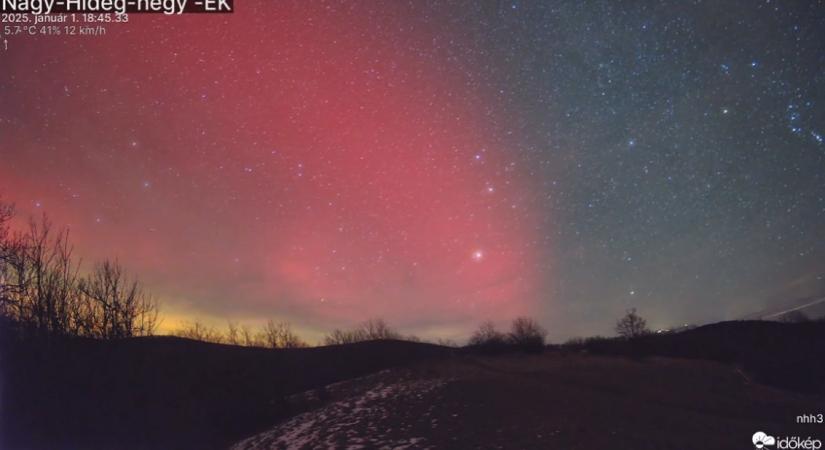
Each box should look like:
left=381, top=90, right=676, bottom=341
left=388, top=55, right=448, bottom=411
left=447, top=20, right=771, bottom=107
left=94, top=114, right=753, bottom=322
left=174, top=320, right=224, bottom=343
left=0, top=200, right=10, bottom=243
left=0, top=200, right=21, bottom=318
left=323, top=318, right=400, bottom=345
left=1, top=214, right=83, bottom=336
left=468, top=321, right=507, bottom=347
left=240, top=323, right=261, bottom=347
left=360, top=318, right=400, bottom=340
left=225, top=320, right=241, bottom=345
left=259, top=320, right=306, bottom=349
left=323, top=328, right=361, bottom=345
left=0, top=201, right=159, bottom=340
left=508, top=317, right=547, bottom=352
left=615, top=308, right=650, bottom=338
left=79, top=259, right=159, bottom=339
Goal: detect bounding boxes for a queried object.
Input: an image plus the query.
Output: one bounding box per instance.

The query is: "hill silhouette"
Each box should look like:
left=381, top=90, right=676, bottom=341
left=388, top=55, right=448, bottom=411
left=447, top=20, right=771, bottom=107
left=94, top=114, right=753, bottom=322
left=572, top=320, right=825, bottom=393
left=0, top=329, right=451, bottom=450
left=3, top=320, right=824, bottom=449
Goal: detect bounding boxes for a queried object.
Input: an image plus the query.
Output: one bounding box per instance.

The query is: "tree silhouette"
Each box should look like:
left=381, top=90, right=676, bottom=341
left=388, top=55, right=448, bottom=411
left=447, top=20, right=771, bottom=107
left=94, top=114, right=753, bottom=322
left=175, top=320, right=224, bottom=343
left=508, top=317, right=547, bottom=353
left=323, top=318, right=400, bottom=345
left=468, top=321, right=508, bottom=351
left=260, top=320, right=306, bottom=348
left=615, top=308, right=650, bottom=338
left=0, top=200, right=18, bottom=317
left=0, top=199, right=159, bottom=339
left=78, top=259, right=159, bottom=338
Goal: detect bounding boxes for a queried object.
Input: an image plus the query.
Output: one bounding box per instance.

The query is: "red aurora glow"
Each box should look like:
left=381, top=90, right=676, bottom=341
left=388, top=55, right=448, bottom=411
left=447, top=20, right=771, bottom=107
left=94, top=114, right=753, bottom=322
left=0, top=2, right=548, bottom=337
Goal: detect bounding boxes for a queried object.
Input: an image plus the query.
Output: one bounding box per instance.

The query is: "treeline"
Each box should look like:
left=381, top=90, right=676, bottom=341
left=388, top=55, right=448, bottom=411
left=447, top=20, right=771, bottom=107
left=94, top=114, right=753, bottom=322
left=172, top=318, right=454, bottom=349
left=0, top=201, right=158, bottom=338
left=0, top=198, right=553, bottom=349
left=174, top=319, right=307, bottom=348
left=466, top=317, right=548, bottom=353
left=324, top=318, right=402, bottom=345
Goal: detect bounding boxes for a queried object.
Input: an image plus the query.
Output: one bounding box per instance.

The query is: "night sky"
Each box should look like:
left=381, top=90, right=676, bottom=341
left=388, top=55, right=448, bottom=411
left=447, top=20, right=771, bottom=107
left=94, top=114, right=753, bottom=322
left=2, top=1, right=824, bottom=342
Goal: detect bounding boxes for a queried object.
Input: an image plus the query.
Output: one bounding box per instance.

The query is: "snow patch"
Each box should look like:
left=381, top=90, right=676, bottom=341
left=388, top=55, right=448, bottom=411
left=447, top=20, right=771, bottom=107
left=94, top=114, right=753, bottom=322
left=231, top=374, right=445, bottom=450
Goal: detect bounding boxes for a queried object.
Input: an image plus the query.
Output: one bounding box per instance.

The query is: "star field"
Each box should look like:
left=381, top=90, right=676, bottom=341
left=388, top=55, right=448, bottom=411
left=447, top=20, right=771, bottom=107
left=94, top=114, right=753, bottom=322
left=1, top=0, right=823, bottom=341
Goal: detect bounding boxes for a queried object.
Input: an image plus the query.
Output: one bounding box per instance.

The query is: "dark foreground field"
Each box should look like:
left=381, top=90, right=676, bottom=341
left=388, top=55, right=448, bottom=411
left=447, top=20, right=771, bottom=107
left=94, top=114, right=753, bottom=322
left=233, top=355, right=825, bottom=450
left=0, top=333, right=450, bottom=450
left=2, top=320, right=824, bottom=449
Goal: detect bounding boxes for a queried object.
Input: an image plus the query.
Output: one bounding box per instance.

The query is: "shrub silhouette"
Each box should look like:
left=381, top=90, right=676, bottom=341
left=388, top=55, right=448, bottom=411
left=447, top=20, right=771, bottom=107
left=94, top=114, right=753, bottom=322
left=468, top=321, right=509, bottom=353
left=777, top=310, right=810, bottom=323
left=615, top=308, right=650, bottom=338
left=508, top=317, right=547, bottom=353
left=323, top=318, right=400, bottom=345
left=173, top=319, right=307, bottom=348
left=435, top=337, right=458, bottom=347
left=174, top=320, right=225, bottom=343
left=260, top=320, right=307, bottom=349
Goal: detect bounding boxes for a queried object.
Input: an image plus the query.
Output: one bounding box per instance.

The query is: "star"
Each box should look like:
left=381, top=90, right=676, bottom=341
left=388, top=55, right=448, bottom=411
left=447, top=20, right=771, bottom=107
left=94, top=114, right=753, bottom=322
left=2, top=0, right=823, bottom=344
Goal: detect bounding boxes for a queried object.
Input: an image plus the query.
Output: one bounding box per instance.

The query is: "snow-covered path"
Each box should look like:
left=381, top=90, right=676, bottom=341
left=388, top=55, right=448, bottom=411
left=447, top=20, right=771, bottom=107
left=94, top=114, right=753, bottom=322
left=231, top=372, right=446, bottom=450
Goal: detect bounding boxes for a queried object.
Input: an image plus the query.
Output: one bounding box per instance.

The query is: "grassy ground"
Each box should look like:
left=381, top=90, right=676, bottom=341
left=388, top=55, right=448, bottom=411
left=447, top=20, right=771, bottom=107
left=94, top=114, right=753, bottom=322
left=0, top=334, right=450, bottom=450
left=4, top=321, right=824, bottom=449
left=236, top=354, right=825, bottom=449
